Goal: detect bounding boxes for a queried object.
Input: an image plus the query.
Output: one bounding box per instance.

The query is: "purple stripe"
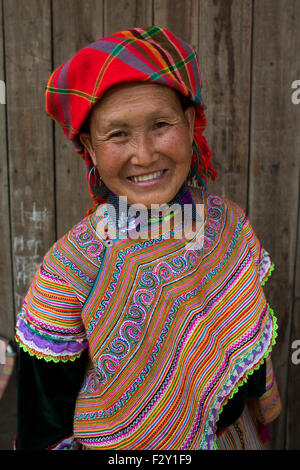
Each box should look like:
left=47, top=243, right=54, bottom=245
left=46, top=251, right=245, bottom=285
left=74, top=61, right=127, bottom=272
left=17, top=317, right=87, bottom=355
left=87, top=39, right=165, bottom=79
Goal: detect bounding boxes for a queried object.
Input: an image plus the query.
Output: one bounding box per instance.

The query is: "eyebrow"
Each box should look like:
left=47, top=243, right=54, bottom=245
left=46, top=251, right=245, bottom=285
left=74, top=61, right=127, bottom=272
left=104, top=119, right=130, bottom=128
left=102, top=106, right=179, bottom=127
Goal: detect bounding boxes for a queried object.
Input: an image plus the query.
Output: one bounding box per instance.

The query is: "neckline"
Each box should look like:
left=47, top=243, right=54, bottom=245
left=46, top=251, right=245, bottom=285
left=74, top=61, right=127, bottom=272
left=106, top=181, right=198, bottom=224
left=92, top=184, right=206, bottom=247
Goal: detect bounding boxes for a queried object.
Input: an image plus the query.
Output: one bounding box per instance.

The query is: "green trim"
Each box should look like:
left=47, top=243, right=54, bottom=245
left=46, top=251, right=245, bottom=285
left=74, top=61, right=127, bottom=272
left=18, top=312, right=84, bottom=344
left=261, top=263, right=275, bottom=287
left=45, top=85, right=98, bottom=101
left=139, top=26, right=162, bottom=40
left=149, top=51, right=196, bottom=81
left=16, top=337, right=83, bottom=364
left=214, top=303, right=278, bottom=450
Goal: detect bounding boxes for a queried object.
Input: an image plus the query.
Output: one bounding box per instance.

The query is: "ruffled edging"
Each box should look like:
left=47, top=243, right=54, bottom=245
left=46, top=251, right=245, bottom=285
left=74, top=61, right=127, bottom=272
left=46, top=434, right=82, bottom=450
left=15, top=338, right=84, bottom=363
left=261, top=262, right=275, bottom=287
left=15, top=315, right=88, bottom=363
left=258, top=247, right=274, bottom=287
left=213, top=304, right=278, bottom=450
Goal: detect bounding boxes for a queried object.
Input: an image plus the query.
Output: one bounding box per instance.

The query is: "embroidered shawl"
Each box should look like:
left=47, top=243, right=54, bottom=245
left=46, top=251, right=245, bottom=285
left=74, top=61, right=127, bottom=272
left=15, top=187, right=278, bottom=450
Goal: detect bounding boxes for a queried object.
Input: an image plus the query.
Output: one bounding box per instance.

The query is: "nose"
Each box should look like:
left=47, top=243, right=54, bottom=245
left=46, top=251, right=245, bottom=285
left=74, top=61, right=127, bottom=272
left=130, top=133, right=158, bottom=167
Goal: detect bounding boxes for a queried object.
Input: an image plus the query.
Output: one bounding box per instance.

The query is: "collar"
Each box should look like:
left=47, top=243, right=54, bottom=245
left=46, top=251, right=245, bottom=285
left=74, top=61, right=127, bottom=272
left=106, top=181, right=198, bottom=228
left=105, top=182, right=199, bottom=240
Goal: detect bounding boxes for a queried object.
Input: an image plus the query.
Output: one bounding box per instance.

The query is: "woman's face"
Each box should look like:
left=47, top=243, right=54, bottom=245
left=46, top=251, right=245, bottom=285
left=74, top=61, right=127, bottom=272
left=80, top=82, right=195, bottom=208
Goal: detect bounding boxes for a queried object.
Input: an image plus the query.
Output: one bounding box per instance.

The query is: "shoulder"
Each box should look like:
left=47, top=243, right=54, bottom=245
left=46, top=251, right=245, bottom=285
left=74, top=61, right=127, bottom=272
left=15, top=213, right=107, bottom=361
left=188, top=185, right=247, bottom=226
left=189, top=185, right=268, bottom=261
left=194, top=187, right=273, bottom=282
left=54, top=208, right=106, bottom=264
left=42, top=207, right=106, bottom=298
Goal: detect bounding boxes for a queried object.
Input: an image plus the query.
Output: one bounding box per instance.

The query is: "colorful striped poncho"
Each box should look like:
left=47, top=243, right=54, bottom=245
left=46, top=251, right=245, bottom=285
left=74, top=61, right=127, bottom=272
left=15, top=186, right=281, bottom=450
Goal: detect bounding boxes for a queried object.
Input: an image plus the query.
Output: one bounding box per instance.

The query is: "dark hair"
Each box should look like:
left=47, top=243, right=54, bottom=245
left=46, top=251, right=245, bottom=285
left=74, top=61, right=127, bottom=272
left=176, top=91, right=192, bottom=111
left=80, top=115, right=91, bottom=134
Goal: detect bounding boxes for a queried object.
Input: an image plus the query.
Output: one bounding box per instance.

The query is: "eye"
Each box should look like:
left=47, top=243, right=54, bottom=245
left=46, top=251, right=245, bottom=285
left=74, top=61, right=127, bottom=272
left=108, top=130, right=127, bottom=139
left=153, top=121, right=169, bottom=130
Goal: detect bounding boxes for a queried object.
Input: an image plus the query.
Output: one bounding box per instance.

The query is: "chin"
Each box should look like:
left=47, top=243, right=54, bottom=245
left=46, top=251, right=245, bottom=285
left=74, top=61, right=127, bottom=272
left=112, top=181, right=185, bottom=208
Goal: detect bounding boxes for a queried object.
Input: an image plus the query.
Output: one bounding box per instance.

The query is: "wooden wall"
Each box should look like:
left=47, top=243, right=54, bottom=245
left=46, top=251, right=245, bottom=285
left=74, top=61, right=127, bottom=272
left=0, top=0, right=299, bottom=450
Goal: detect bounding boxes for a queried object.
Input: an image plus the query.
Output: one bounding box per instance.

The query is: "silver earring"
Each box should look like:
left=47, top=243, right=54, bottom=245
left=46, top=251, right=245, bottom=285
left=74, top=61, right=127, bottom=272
left=88, top=166, right=108, bottom=198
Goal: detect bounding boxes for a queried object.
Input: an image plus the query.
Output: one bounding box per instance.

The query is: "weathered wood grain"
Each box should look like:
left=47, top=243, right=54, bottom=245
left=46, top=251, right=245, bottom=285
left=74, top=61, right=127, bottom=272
left=0, top=0, right=299, bottom=450
left=104, top=0, right=153, bottom=36
left=0, top=0, right=14, bottom=339
left=295, top=201, right=300, bottom=298
left=287, top=298, right=300, bottom=449
left=248, top=0, right=300, bottom=450
left=52, top=0, right=104, bottom=237
left=3, top=0, right=55, bottom=314
left=153, top=0, right=198, bottom=50
left=197, top=0, right=252, bottom=211
left=286, top=192, right=300, bottom=449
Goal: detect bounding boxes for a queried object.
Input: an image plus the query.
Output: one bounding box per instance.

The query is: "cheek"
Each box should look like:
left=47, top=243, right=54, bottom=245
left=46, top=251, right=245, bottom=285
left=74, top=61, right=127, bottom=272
left=158, top=127, right=192, bottom=163
left=94, top=144, right=123, bottom=176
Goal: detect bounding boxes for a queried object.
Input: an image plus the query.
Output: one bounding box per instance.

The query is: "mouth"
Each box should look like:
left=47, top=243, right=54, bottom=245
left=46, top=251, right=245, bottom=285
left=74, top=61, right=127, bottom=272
left=128, top=170, right=167, bottom=184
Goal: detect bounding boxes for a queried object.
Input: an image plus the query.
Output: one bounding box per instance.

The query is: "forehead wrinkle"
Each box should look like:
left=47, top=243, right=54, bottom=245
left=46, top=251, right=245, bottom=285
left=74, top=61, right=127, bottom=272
left=96, top=104, right=181, bottom=130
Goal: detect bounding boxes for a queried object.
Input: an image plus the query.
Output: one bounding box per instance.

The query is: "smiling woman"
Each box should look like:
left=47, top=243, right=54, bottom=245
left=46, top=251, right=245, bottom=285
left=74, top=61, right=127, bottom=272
left=79, top=82, right=195, bottom=208
left=14, top=26, right=281, bottom=451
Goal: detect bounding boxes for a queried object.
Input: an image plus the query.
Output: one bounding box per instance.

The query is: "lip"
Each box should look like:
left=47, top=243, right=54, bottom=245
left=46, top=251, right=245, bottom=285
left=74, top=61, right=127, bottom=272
left=127, top=169, right=168, bottom=186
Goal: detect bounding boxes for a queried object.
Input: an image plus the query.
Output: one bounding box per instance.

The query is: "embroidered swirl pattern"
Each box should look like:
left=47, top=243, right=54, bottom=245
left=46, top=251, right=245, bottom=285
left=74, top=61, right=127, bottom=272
left=82, top=195, right=225, bottom=394
left=82, top=247, right=203, bottom=394
left=71, top=222, right=105, bottom=259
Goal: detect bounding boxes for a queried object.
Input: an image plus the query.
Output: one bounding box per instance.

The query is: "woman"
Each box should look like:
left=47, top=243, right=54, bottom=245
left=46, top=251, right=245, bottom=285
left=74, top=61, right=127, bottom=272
left=15, top=26, right=281, bottom=450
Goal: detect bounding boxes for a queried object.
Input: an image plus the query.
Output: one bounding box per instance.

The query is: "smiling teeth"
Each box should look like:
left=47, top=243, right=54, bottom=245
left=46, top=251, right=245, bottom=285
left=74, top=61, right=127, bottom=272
left=131, top=170, right=164, bottom=182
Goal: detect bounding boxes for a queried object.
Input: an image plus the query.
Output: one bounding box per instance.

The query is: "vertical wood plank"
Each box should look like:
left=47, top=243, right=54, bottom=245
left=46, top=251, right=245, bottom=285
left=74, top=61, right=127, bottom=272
left=294, top=201, right=300, bottom=298
left=153, top=0, right=198, bottom=50
left=287, top=196, right=300, bottom=449
left=249, top=0, right=300, bottom=450
left=0, top=0, right=14, bottom=339
left=287, top=299, right=300, bottom=449
left=52, top=0, right=104, bottom=238
left=197, top=0, right=252, bottom=211
left=4, top=0, right=55, bottom=314
left=104, top=0, right=153, bottom=36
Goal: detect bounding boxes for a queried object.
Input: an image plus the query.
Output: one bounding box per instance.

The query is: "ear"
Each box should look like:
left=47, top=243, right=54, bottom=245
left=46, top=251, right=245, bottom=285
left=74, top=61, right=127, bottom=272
left=79, top=133, right=97, bottom=166
left=184, top=106, right=196, bottom=145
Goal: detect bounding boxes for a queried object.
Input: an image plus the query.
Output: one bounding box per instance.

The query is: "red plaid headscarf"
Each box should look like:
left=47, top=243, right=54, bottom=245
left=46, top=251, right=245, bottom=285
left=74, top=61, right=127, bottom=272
left=45, top=26, right=217, bottom=212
